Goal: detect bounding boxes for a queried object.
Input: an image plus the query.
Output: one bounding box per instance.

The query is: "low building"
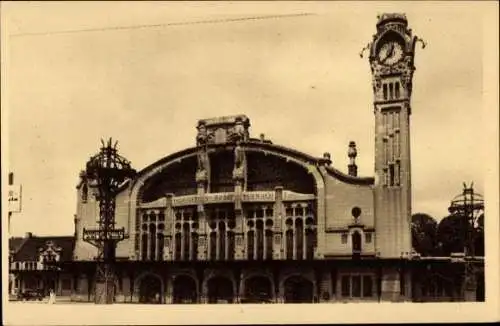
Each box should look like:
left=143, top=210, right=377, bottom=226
left=9, top=233, right=75, bottom=299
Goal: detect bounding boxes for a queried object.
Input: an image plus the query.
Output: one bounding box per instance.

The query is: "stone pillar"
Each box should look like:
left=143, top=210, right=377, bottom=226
left=121, top=276, right=131, bottom=303
left=235, top=234, right=245, bottom=260
left=165, top=194, right=174, bottom=261
left=239, top=276, right=245, bottom=301
left=234, top=180, right=243, bottom=212
left=464, top=276, right=478, bottom=302
left=273, top=187, right=283, bottom=260
left=200, top=279, right=208, bottom=304
left=164, top=237, right=172, bottom=261
left=318, top=270, right=333, bottom=302
left=196, top=169, right=206, bottom=262
left=380, top=267, right=401, bottom=302
left=78, top=275, right=89, bottom=302
left=401, top=268, right=412, bottom=302
left=165, top=277, right=173, bottom=304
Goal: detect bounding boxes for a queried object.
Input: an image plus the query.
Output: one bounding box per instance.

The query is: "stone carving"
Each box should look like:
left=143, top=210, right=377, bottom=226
left=233, top=142, right=245, bottom=180
left=196, top=150, right=209, bottom=182
left=196, top=122, right=214, bottom=146
left=228, top=117, right=247, bottom=143
left=196, top=122, right=208, bottom=146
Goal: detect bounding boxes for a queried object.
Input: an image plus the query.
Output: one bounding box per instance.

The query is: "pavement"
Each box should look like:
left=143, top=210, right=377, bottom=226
left=8, top=296, right=83, bottom=304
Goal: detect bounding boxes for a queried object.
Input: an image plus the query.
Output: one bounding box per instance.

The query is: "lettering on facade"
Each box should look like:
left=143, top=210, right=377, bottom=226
left=166, top=191, right=314, bottom=207
left=242, top=192, right=275, bottom=202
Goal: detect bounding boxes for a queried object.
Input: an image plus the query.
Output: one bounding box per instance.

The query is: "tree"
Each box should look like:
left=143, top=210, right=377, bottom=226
left=435, top=215, right=465, bottom=256
left=411, top=213, right=438, bottom=256
left=435, top=213, right=484, bottom=257
left=474, top=213, right=484, bottom=256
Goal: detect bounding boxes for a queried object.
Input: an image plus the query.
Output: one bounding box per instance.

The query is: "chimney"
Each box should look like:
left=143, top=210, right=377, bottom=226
left=25, top=232, right=33, bottom=238
left=347, top=141, right=358, bottom=177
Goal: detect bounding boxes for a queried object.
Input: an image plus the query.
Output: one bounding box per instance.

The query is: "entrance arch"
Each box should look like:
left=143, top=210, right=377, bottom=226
left=138, top=275, right=162, bottom=304
left=172, top=275, right=197, bottom=304
left=243, top=276, right=273, bottom=303
left=207, top=276, right=234, bottom=303
left=284, top=276, right=313, bottom=303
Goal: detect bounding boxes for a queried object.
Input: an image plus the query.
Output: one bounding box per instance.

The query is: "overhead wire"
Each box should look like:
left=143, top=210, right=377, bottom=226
left=9, top=13, right=315, bottom=38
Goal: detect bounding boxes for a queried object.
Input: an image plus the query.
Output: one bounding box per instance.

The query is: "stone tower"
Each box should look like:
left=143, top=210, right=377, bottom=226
left=369, top=14, right=422, bottom=258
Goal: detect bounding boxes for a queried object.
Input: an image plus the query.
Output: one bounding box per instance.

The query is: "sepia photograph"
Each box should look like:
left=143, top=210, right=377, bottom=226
left=1, top=1, right=499, bottom=325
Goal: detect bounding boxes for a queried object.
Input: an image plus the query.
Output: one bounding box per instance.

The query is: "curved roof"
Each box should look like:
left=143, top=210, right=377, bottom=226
left=122, top=139, right=374, bottom=192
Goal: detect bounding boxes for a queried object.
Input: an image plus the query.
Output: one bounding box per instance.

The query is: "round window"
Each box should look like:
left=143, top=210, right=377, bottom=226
left=351, top=207, right=362, bottom=218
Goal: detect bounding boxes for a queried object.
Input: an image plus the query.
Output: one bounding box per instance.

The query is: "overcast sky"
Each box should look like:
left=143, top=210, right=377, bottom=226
left=2, top=1, right=496, bottom=237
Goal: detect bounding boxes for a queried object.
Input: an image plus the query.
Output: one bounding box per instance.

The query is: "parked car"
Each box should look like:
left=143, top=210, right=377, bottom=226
left=17, top=289, right=45, bottom=301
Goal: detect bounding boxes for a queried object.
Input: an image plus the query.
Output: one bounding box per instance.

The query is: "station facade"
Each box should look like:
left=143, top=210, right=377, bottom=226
left=9, top=13, right=484, bottom=304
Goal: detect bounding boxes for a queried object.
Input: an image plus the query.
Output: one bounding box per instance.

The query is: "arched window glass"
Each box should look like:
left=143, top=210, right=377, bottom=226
left=191, top=233, right=199, bottom=261
left=295, top=219, right=304, bottom=260
left=210, top=232, right=217, bottom=261
left=256, top=220, right=264, bottom=260
left=183, top=223, right=190, bottom=260
left=141, top=234, right=148, bottom=261
left=174, top=233, right=182, bottom=261
left=265, top=230, right=273, bottom=260
left=286, top=230, right=293, bottom=260
left=352, top=231, right=362, bottom=254
left=247, top=231, right=255, bottom=260
left=219, top=221, right=226, bottom=260
left=157, top=233, right=164, bottom=261
left=305, top=229, right=315, bottom=260
left=149, top=224, right=156, bottom=260
left=227, top=231, right=235, bottom=261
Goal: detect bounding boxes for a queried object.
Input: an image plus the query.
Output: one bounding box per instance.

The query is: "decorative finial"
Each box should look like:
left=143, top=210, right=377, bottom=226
left=359, top=42, right=371, bottom=58
left=416, top=37, right=427, bottom=49
left=321, top=152, right=332, bottom=166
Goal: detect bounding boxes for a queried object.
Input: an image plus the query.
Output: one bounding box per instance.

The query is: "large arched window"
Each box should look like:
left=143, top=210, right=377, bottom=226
left=138, top=210, right=167, bottom=261
left=284, top=202, right=315, bottom=260
left=173, top=207, right=198, bottom=261
left=246, top=205, right=274, bottom=260
left=207, top=206, right=235, bottom=260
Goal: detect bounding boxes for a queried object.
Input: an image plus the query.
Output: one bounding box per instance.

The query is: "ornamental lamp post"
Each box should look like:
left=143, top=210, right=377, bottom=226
left=448, top=182, right=484, bottom=301
left=82, top=138, right=136, bottom=304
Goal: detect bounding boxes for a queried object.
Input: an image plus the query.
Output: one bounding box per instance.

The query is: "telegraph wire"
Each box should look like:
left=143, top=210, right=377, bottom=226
left=9, top=13, right=315, bottom=38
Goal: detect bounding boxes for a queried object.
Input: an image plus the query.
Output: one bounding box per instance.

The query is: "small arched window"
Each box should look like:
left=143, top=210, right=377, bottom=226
left=352, top=231, right=362, bottom=255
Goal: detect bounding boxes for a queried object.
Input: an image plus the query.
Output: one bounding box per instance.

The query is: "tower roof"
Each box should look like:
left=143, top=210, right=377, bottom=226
left=376, top=13, right=408, bottom=26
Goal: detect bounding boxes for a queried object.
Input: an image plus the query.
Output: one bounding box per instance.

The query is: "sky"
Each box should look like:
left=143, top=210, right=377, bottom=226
left=1, top=1, right=497, bottom=237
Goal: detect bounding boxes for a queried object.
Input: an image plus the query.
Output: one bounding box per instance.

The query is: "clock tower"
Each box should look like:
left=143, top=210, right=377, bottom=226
left=368, top=14, right=423, bottom=259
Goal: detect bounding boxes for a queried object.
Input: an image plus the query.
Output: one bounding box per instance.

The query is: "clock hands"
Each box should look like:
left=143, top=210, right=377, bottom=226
left=382, top=43, right=395, bottom=63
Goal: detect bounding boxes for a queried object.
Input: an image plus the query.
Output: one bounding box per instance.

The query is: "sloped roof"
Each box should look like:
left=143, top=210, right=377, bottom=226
left=123, top=140, right=374, bottom=193
left=9, top=237, right=26, bottom=254
left=12, top=235, right=75, bottom=262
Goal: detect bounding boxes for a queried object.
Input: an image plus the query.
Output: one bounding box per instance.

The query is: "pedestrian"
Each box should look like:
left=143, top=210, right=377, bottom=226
left=48, top=289, right=56, bottom=304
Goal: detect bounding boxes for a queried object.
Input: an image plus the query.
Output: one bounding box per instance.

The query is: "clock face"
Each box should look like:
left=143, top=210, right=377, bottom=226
left=377, top=41, right=404, bottom=65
